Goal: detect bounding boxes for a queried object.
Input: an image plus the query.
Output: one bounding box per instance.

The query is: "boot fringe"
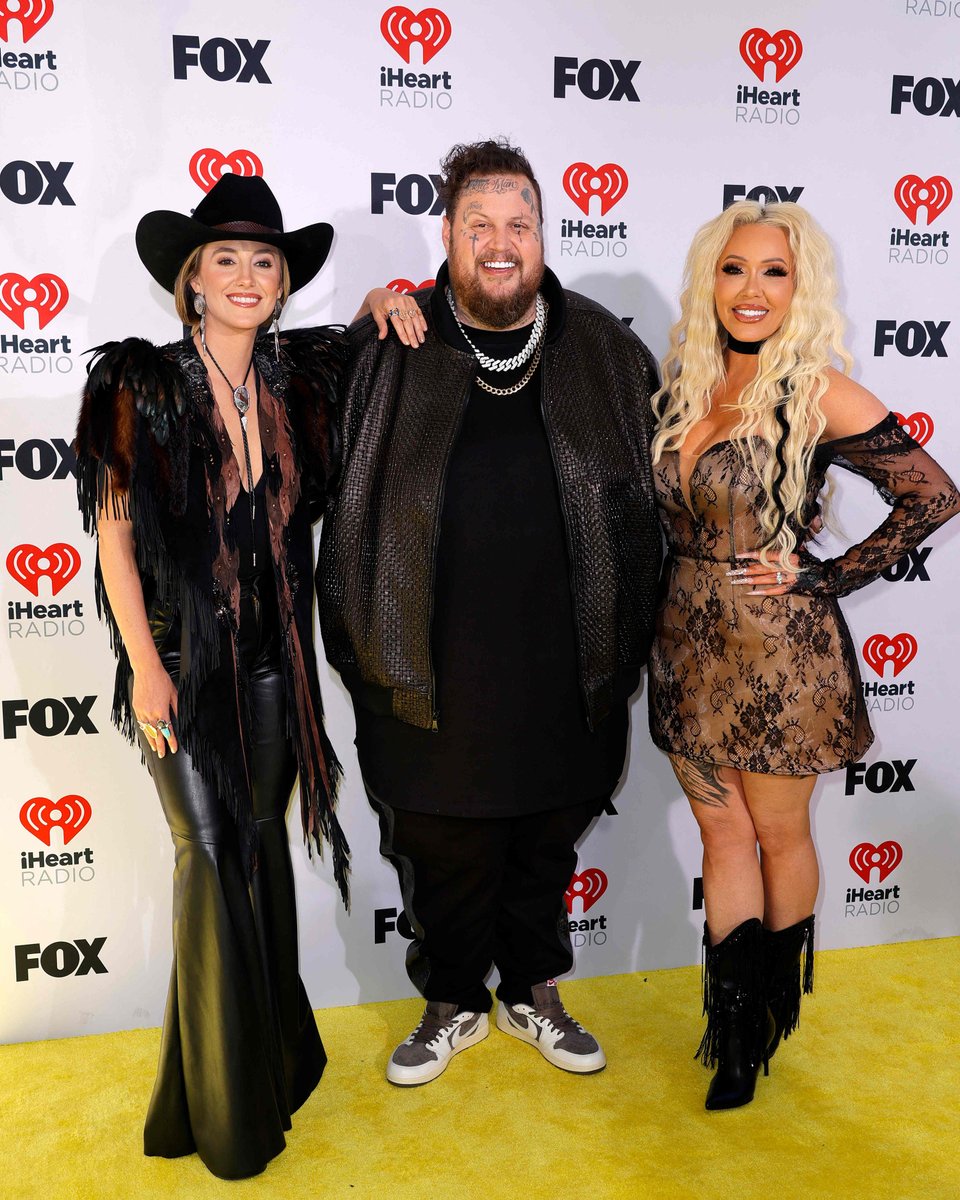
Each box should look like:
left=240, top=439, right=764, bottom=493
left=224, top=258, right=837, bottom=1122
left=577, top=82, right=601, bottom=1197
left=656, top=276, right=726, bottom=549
left=766, top=914, right=815, bottom=1043
left=695, top=919, right=767, bottom=1069
left=695, top=928, right=718, bottom=1067
left=801, top=917, right=815, bottom=997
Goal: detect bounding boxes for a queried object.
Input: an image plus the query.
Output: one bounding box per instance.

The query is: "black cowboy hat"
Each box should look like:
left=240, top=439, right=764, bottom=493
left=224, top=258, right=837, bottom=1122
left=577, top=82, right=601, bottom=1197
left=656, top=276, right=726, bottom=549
left=135, top=174, right=334, bottom=295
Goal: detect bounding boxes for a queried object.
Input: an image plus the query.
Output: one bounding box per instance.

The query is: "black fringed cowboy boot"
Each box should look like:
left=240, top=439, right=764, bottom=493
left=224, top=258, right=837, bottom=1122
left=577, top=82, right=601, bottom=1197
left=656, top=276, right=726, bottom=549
left=697, top=918, right=772, bottom=1111
left=763, top=914, right=815, bottom=1060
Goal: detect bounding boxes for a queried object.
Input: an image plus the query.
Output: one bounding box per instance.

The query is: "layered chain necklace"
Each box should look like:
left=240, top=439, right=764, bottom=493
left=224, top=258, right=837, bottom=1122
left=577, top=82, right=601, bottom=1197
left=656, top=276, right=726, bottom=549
left=205, top=344, right=260, bottom=567
left=446, top=287, right=548, bottom=396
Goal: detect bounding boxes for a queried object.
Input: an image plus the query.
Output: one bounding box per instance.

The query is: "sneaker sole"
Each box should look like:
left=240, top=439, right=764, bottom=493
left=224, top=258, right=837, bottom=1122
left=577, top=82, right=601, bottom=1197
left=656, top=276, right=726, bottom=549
left=386, top=1014, right=490, bottom=1087
left=495, top=1004, right=607, bottom=1074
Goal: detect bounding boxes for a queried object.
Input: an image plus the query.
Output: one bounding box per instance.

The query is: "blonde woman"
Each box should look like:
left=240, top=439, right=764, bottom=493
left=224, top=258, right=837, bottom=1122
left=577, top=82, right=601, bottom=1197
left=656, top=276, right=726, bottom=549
left=648, top=201, right=959, bottom=1110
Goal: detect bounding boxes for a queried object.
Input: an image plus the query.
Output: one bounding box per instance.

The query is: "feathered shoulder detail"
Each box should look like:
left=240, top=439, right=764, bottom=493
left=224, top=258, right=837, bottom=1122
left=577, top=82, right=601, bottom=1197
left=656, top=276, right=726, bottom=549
left=85, top=337, right=186, bottom=443
left=266, top=325, right=347, bottom=489
left=75, top=337, right=193, bottom=528
left=278, top=324, right=347, bottom=376
left=266, top=325, right=347, bottom=410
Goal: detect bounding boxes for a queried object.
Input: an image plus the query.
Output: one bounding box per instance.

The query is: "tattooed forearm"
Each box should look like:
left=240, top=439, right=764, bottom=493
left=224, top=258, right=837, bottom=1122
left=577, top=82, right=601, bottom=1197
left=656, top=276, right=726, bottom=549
left=669, top=756, right=730, bottom=808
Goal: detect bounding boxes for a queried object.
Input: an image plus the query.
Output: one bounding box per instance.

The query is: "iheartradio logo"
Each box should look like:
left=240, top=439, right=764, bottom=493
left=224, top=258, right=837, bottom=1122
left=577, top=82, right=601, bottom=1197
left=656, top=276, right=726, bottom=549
left=6, top=543, right=80, bottom=596
left=564, top=867, right=608, bottom=914
left=893, top=411, right=934, bottom=446
left=380, top=6, right=451, bottom=65
left=849, top=840, right=903, bottom=885
left=894, top=175, right=953, bottom=226
left=0, top=0, right=54, bottom=43
left=0, top=272, right=68, bottom=330
left=20, top=794, right=91, bottom=846
left=562, top=162, right=628, bottom=217
left=189, top=148, right=263, bottom=193
left=862, top=633, right=918, bottom=679
left=386, top=277, right=435, bottom=293
left=739, top=28, right=803, bottom=83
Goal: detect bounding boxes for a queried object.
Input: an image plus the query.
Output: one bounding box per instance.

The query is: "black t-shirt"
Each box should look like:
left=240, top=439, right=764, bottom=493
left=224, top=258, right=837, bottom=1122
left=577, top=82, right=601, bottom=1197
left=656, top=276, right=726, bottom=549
left=228, top=469, right=269, bottom=582
left=354, top=299, right=628, bottom=816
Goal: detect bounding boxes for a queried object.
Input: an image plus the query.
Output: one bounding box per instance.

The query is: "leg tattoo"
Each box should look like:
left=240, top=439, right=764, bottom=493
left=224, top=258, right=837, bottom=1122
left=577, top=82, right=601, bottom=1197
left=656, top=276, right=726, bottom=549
left=669, top=756, right=730, bottom=808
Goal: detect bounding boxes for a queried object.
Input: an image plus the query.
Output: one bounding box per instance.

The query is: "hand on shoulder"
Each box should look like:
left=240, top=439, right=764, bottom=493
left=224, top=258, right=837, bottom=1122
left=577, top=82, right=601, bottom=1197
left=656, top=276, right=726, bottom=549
left=819, top=369, right=890, bottom=442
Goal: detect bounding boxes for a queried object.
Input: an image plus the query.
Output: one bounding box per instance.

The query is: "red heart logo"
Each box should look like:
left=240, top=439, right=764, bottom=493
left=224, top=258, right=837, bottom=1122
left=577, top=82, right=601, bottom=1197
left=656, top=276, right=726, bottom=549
left=0, top=272, right=68, bottom=330
left=892, top=411, right=934, bottom=446
left=0, top=0, right=55, bottom=44
left=562, top=162, right=629, bottom=217
left=6, top=543, right=80, bottom=596
left=862, top=633, right=918, bottom=678
left=20, top=795, right=92, bottom=846
left=380, top=7, right=451, bottom=64
left=739, top=28, right=803, bottom=83
left=188, top=148, right=264, bottom=194
left=849, top=840, right=903, bottom=884
left=894, top=175, right=953, bottom=226
left=386, top=277, right=435, bottom=293
left=564, top=867, right=608, bottom=914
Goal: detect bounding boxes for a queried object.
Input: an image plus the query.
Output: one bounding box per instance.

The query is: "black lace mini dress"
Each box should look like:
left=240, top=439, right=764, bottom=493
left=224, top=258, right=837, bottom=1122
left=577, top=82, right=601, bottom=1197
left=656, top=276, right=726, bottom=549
left=648, top=414, right=959, bottom=774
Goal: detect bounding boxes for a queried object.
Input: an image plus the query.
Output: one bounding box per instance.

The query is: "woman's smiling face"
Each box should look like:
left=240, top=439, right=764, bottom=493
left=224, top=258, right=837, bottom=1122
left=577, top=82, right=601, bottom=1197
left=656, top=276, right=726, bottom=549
left=714, top=223, right=795, bottom=346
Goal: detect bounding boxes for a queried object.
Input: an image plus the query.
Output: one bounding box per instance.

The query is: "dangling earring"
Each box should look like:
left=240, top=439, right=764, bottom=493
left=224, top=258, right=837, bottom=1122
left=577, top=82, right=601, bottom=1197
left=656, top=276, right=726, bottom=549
left=273, top=299, right=282, bottom=361
left=194, top=293, right=207, bottom=354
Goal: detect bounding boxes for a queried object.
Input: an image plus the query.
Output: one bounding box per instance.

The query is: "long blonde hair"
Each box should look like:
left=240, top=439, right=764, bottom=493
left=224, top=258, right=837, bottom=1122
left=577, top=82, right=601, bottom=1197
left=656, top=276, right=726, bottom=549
left=652, top=201, right=852, bottom=561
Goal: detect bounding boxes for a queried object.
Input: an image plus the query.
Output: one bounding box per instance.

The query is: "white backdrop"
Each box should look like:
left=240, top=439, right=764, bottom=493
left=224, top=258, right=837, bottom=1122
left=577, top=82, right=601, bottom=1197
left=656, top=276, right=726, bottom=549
left=2, top=0, right=958, bottom=1043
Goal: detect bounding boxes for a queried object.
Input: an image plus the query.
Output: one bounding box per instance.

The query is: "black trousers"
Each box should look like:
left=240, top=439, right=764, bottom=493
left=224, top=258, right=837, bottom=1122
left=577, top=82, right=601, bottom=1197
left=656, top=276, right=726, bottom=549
left=371, top=794, right=603, bottom=1013
left=140, top=583, right=325, bottom=1180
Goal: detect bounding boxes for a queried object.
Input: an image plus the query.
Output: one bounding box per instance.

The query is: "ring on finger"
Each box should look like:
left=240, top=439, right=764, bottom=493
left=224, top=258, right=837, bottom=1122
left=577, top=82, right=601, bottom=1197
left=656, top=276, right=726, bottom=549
left=776, top=570, right=784, bottom=586
left=156, top=717, right=172, bottom=740
left=386, top=306, right=401, bottom=317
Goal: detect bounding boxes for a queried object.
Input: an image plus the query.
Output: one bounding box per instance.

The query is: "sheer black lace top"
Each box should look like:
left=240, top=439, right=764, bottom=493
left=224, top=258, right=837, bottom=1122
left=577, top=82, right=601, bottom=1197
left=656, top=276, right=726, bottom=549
left=793, top=413, right=960, bottom=597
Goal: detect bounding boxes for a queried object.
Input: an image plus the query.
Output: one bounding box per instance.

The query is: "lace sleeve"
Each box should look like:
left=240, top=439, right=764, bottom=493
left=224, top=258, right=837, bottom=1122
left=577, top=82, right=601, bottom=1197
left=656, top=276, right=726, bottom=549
left=792, top=413, right=960, bottom=597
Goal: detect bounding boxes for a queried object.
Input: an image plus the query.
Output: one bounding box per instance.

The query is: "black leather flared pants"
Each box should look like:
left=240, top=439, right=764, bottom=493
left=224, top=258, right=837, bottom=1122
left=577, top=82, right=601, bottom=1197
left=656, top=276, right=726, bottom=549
left=139, top=583, right=325, bottom=1180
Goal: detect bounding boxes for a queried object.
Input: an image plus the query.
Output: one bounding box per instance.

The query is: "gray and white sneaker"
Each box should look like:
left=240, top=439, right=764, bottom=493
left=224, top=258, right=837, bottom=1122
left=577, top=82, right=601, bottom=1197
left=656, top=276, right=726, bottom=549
left=496, top=980, right=606, bottom=1073
left=386, top=1001, right=489, bottom=1086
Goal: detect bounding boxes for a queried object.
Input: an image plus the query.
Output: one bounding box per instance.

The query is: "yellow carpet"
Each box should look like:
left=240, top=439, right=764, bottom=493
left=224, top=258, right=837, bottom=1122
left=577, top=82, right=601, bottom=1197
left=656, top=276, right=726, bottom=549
left=2, top=939, right=958, bottom=1200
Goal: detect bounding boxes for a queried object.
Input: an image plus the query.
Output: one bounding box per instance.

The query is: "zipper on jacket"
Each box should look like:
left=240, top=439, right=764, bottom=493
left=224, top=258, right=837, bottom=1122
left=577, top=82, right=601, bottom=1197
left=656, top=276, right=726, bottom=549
left=537, top=358, right=594, bottom=731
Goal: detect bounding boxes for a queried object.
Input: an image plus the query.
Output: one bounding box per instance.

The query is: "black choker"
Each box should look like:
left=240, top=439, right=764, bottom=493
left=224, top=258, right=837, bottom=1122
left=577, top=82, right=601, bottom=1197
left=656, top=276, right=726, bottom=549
left=726, top=333, right=766, bottom=355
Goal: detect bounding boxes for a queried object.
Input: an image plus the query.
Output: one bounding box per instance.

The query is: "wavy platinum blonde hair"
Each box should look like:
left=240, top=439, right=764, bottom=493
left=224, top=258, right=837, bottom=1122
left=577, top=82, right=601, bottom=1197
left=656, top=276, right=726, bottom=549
left=652, top=201, right=853, bottom=563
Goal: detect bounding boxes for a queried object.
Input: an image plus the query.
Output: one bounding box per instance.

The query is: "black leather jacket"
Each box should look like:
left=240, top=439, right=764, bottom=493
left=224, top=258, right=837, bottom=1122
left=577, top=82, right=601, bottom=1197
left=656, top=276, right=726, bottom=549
left=317, top=263, right=663, bottom=730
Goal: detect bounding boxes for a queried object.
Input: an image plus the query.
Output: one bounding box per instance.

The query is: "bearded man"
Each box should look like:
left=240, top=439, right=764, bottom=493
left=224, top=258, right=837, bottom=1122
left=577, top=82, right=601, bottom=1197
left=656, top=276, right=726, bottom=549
left=318, top=138, right=662, bottom=1086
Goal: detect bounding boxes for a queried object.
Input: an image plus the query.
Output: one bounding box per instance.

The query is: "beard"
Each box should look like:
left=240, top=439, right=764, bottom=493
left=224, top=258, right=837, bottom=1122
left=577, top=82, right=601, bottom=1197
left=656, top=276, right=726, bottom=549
left=449, top=255, right=544, bottom=329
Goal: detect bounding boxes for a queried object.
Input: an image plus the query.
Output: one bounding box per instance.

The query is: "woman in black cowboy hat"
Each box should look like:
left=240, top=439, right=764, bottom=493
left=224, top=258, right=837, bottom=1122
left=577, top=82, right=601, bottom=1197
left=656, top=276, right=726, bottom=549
left=75, top=174, right=423, bottom=1179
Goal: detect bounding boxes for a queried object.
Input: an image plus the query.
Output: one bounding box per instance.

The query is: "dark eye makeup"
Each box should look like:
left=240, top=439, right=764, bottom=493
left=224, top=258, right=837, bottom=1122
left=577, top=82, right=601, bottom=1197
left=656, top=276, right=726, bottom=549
left=719, top=262, right=789, bottom=277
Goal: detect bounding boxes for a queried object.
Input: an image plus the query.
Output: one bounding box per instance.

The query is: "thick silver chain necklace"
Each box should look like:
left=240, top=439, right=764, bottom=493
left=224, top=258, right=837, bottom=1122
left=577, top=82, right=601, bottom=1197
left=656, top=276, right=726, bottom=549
left=446, top=287, right=546, bottom=371
left=474, top=336, right=545, bottom=396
